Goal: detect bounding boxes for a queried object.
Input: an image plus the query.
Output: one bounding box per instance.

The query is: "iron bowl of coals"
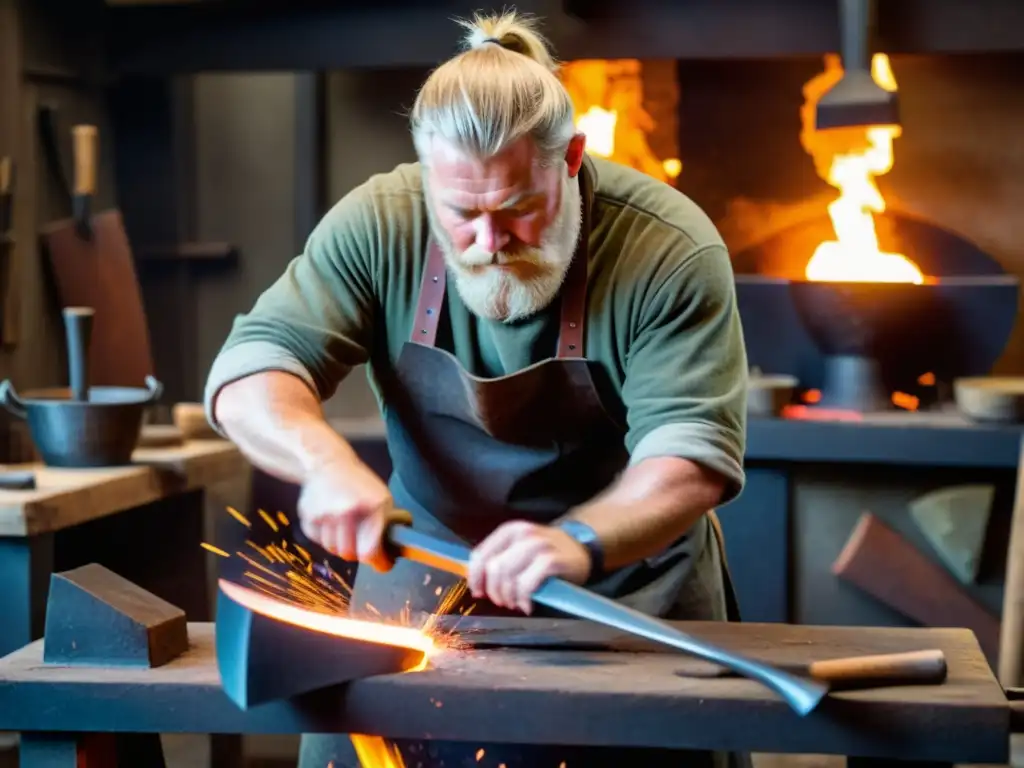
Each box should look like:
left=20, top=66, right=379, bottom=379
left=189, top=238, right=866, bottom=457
left=787, top=279, right=939, bottom=410
left=732, top=213, right=1020, bottom=412
left=0, top=376, right=163, bottom=468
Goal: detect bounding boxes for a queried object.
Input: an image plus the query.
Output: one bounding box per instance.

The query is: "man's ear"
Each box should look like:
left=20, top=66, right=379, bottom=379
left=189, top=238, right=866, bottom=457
left=565, top=133, right=586, bottom=177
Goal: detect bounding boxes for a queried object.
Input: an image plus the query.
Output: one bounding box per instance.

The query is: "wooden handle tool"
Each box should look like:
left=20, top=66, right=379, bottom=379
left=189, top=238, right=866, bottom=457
left=0, top=156, right=13, bottom=235
left=677, top=648, right=947, bottom=691
left=807, top=649, right=947, bottom=688
left=70, top=125, right=98, bottom=239
left=71, top=125, right=98, bottom=197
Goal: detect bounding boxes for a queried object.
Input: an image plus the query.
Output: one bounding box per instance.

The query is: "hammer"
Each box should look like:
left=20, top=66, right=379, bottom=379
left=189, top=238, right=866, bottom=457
left=678, top=648, right=947, bottom=691
left=815, top=0, right=900, bottom=130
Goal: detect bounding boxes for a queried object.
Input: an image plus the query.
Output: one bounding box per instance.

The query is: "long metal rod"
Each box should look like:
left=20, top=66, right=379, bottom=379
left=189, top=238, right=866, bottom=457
left=387, top=525, right=828, bottom=716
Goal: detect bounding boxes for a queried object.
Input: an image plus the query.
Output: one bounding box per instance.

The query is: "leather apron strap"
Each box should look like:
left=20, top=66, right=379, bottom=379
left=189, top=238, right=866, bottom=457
left=411, top=220, right=590, bottom=357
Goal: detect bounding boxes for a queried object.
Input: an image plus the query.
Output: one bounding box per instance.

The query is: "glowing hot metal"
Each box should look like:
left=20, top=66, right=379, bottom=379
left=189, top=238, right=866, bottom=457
left=216, top=579, right=433, bottom=710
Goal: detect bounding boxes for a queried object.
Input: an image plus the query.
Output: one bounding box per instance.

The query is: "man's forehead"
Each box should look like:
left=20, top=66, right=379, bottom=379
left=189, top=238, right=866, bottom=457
left=426, top=137, right=542, bottom=199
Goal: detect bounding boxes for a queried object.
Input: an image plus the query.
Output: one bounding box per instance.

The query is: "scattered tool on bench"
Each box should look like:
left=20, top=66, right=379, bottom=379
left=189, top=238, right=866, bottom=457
left=675, top=648, right=947, bottom=691
left=384, top=520, right=830, bottom=716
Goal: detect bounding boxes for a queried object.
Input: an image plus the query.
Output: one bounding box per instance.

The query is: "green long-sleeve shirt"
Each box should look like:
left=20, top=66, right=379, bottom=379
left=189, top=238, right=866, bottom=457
left=204, top=156, right=748, bottom=501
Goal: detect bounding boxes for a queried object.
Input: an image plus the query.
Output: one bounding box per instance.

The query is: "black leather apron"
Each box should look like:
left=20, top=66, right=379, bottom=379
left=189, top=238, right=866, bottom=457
left=299, top=166, right=745, bottom=768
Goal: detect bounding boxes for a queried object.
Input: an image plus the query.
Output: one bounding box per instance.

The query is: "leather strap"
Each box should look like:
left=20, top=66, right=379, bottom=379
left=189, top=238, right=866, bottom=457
left=411, top=241, right=447, bottom=347
left=555, top=238, right=588, bottom=359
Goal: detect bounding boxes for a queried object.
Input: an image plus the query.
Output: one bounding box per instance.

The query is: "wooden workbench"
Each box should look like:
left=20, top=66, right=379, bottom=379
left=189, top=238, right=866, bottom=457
left=0, top=438, right=248, bottom=658
left=0, top=617, right=1010, bottom=765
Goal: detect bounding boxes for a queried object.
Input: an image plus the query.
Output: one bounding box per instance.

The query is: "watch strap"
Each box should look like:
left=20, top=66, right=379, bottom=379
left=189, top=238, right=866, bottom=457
left=556, top=520, right=605, bottom=582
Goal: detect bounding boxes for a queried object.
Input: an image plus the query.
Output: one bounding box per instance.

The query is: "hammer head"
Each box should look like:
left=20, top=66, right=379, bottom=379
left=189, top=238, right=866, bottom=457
left=815, top=69, right=901, bottom=131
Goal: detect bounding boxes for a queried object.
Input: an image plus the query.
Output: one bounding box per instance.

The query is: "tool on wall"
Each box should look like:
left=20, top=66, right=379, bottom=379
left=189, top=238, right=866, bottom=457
left=815, top=0, right=900, bottom=130
left=38, top=111, right=155, bottom=388
left=0, top=156, right=12, bottom=234
left=0, top=155, right=17, bottom=347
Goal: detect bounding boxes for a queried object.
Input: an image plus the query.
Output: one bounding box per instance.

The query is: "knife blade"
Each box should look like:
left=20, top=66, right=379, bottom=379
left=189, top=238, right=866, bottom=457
left=385, top=522, right=829, bottom=716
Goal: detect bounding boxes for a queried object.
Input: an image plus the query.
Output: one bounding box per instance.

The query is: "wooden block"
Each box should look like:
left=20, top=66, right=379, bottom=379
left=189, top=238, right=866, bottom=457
left=832, top=512, right=1001, bottom=660
left=43, top=563, right=187, bottom=667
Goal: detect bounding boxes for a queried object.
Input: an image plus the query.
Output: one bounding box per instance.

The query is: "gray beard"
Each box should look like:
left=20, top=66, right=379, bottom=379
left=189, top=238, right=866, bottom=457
left=425, top=177, right=583, bottom=323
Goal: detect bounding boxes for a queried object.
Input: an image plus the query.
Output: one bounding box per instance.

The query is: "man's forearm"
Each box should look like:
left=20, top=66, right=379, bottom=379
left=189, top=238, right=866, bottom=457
left=214, top=371, right=361, bottom=485
left=564, top=457, right=727, bottom=571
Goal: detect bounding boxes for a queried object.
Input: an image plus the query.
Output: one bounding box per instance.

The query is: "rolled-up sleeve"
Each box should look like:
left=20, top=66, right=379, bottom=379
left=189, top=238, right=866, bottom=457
left=622, top=244, right=748, bottom=503
left=204, top=191, right=379, bottom=433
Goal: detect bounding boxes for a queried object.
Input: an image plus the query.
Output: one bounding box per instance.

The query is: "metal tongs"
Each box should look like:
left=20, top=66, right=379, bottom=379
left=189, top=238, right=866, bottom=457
left=384, top=521, right=829, bottom=716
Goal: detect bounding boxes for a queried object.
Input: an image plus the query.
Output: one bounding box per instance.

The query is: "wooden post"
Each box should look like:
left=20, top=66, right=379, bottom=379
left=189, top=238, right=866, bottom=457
left=998, top=435, right=1024, bottom=687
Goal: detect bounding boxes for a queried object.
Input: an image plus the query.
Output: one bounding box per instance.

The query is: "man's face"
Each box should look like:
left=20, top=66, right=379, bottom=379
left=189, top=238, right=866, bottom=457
left=423, top=134, right=585, bottom=323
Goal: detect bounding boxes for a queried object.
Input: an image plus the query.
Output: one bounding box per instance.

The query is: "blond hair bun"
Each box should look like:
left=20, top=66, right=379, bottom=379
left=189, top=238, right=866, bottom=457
left=458, top=10, right=558, bottom=73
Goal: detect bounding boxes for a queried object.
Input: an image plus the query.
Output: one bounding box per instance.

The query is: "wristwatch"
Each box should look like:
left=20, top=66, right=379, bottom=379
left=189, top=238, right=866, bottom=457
left=556, top=520, right=605, bottom=583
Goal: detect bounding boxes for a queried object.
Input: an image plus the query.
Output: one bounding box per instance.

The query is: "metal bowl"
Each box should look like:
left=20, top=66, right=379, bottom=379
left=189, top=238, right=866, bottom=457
left=0, top=376, right=163, bottom=467
left=954, top=377, right=1024, bottom=424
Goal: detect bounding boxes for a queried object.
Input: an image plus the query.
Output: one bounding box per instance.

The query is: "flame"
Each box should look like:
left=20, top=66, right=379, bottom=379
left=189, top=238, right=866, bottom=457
left=577, top=105, right=618, bottom=157
left=560, top=59, right=681, bottom=183
left=351, top=735, right=407, bottom=768
left=800, top=53, right=923, bottom=284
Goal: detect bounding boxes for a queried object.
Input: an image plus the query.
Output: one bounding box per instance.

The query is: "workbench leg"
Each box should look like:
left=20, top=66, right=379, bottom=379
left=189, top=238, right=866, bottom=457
left=847, top=758, right=953, bottom=768
left=210, top=734, right=244, bottom=768
left=115, top=733, right=167, bottom=766
left=20, top=732, right=117, bottom=767
left=0, top=534, right=54, bottom=657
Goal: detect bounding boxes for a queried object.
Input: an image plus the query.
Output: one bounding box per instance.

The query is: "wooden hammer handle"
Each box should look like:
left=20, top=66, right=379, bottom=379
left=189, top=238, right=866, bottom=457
left=0, top=157, right=11, bottom=195
left=72, top=124, right=98, bottom=196
left=808, top=649, right=947, bottom=685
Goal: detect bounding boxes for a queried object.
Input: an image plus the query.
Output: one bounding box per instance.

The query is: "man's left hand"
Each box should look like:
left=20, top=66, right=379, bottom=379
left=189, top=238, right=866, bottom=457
left=467, top=521, right=592, bottom=614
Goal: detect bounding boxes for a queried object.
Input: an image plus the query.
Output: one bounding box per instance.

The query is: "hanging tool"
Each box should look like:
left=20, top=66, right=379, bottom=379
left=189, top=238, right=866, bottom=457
left=0, top=155, right=17, bottom=346
left=815, top=0, right=900, bottom=130
left=385, top=522, right=829, bottom=716
left=39, top=119, right=155, bottom=388
left=0, top=156, right=12, bottom=235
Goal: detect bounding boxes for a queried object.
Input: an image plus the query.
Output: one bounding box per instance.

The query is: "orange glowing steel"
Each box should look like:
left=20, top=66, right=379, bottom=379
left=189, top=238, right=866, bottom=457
left=218, top=579, right=436, bottom=664
left=800, top=53, right=924, bottom=284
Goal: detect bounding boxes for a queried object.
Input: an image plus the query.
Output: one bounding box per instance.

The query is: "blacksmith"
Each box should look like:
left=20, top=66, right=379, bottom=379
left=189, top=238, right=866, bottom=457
left=204, top=10, right=749, bottom=767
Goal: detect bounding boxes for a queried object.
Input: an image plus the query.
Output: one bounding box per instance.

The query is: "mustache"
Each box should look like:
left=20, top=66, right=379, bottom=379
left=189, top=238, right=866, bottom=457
left=458, top=245, right=542, bottom=267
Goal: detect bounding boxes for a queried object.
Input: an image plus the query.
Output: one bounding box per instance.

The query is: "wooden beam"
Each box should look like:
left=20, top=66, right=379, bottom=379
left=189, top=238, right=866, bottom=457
left=832, top=512, right=1001, bottom=661
left=101, top=0, right=1024, bottom=75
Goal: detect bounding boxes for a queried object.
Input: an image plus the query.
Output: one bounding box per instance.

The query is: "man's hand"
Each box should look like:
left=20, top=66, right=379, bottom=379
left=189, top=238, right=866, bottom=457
left=467, top=522, right=592, bottom=614
left=297, top=458, right=400, bottom=573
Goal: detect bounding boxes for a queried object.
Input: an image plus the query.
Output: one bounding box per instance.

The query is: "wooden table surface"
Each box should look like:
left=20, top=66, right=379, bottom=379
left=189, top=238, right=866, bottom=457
left=0, top=618, right=1009, bottom=763
left=0, top=438, right=245, bottom=536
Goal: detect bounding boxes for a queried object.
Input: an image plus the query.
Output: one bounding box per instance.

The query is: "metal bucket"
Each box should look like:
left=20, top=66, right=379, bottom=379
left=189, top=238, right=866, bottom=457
left=0, top=376, right=163, bottom=467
